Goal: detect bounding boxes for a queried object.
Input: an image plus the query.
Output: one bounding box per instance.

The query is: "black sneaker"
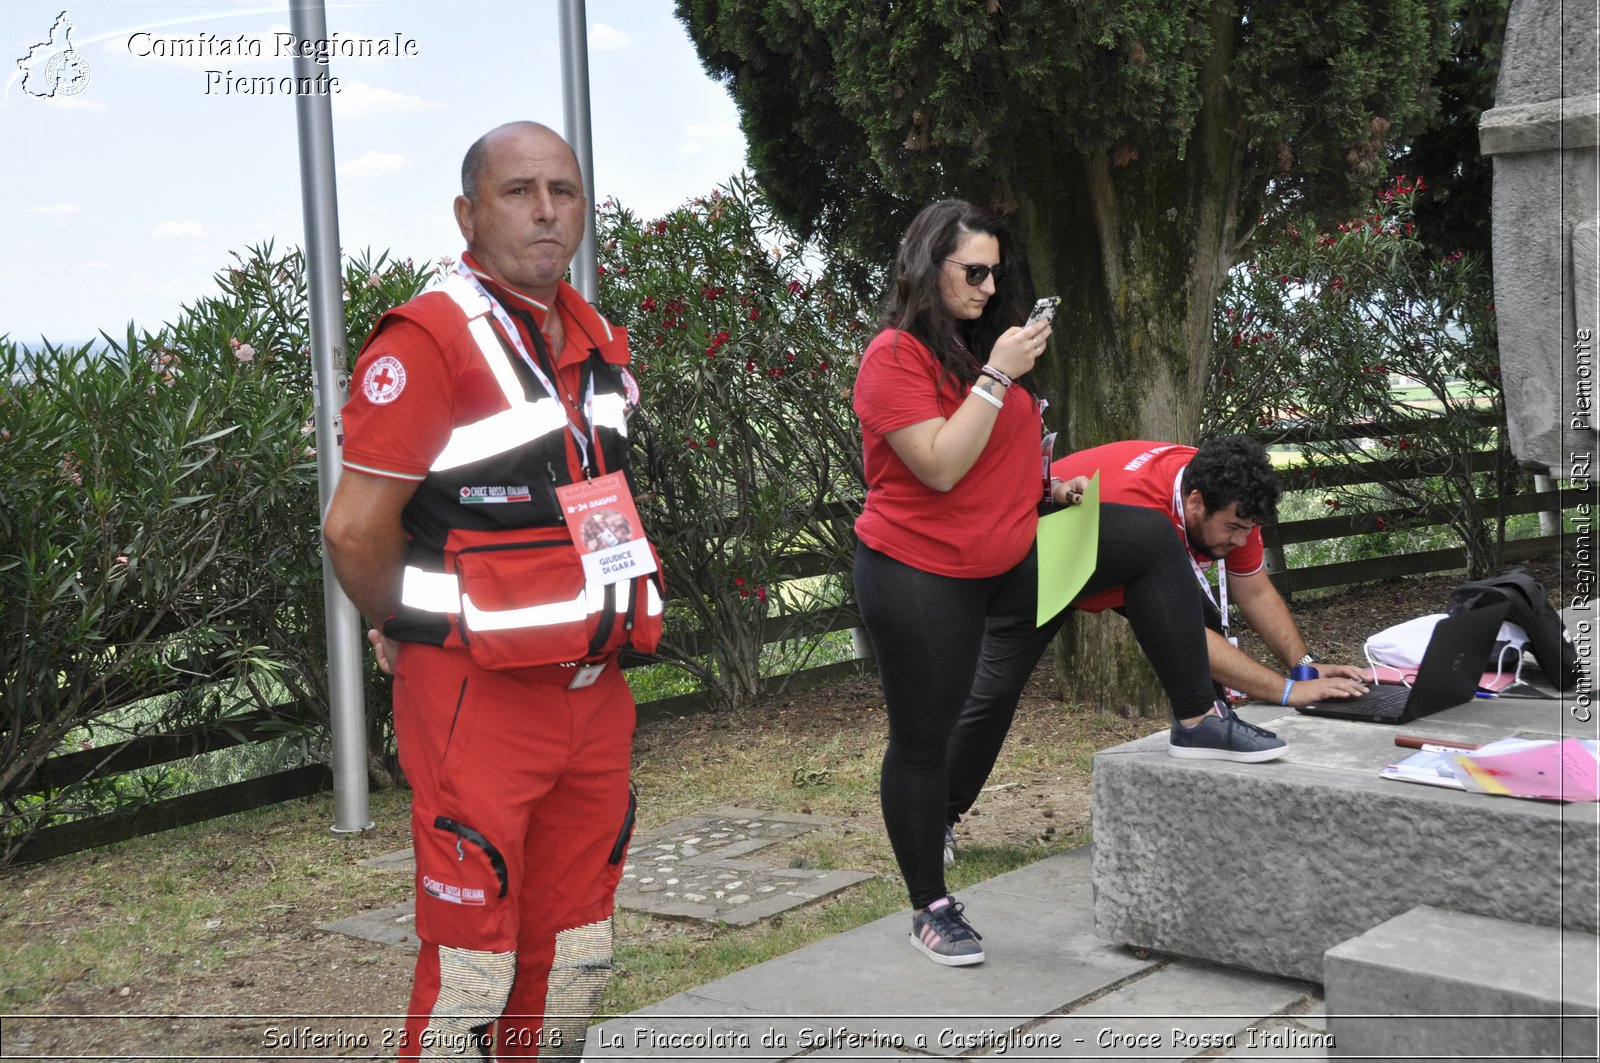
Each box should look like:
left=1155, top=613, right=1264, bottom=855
left=910, top=896, right=984, bottom=966
left=1168, top=702, right=1288, bottom=763
left=942, top=824, right=957, bottom=868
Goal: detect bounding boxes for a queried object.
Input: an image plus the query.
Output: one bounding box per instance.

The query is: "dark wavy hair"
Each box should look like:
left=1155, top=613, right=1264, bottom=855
left=1181, top=436, right=1281, bottom=524
left=877, top=200, right=1032, bottom=389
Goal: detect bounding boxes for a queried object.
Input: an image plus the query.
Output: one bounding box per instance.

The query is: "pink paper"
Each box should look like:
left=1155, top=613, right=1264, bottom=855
left=1451, top=739, right=1600, bottom=802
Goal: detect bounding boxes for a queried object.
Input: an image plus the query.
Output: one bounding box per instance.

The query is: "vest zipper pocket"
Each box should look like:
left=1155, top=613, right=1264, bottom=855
left=452, top=538, right=582, bottom=663
left=453, top=539, right=569, bottom=647
left=454, top=538, right=570, bottom=556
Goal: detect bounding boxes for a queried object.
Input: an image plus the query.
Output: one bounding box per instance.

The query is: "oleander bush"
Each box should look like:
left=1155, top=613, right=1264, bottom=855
left=1204, top=177, right=1519, bottom=576
left=0, top=246, right=430, bottom=861
left=596, top=176, right=875, bottom=709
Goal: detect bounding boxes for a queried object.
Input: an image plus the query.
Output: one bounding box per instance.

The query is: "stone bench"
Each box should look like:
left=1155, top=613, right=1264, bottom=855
left=1325, top=905, right=1598, bottom=1061
left=1090, top=698, right=1598, bottom=983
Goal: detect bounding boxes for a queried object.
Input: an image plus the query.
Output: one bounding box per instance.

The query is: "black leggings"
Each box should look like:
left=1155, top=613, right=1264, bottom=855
left=854, top=502, right=1214, bottom=910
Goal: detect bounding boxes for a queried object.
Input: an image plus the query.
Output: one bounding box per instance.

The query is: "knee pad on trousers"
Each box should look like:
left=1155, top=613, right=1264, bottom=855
left=539, top=918, right=615, bottom=1060
left=421, top=946, right=516, bottom=1060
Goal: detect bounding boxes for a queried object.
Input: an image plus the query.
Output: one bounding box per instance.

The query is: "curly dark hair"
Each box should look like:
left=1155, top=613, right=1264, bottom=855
left=1181, top=436, right=1281, bottom=525
left=876, top=199, right=1033, bottom=391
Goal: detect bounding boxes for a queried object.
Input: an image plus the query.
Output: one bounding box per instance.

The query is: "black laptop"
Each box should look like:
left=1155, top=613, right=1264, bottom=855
left=1296, top=601, right=1511, bottom=724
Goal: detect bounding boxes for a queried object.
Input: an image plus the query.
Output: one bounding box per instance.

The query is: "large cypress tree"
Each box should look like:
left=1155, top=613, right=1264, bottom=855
left=678, top=0, right=1462, bottom=712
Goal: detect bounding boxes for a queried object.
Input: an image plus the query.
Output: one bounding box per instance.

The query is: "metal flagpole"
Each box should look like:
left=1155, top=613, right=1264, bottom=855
left=290, top=0, right=372, bottom=834
left=559, top=0, right=599, bottom=305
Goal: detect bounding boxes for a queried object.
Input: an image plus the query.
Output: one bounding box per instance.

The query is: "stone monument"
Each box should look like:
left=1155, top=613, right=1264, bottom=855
left=1480, top=0, right=1599, bottom=478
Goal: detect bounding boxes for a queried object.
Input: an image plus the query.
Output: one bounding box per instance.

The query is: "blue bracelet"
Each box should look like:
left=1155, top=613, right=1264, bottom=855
left=1280, top=678, right=1296, bottom=706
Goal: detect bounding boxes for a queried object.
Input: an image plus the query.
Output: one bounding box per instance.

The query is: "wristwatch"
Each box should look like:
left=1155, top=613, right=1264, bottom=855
left=1296, top=653, right=1315, bottom=667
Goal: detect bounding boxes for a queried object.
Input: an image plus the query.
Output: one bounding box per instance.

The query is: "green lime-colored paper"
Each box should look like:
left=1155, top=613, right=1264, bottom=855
left=1036, top=470, right=1100, bottom=626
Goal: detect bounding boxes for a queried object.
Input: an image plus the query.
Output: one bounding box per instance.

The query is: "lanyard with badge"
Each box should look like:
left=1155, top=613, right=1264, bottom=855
left=1172, top=468, right=1231, bottom=635
left=456, top=262, right=601, bottom=475
left=458, top=263, right=659, bottom=687
left=1173, top=470, right=1246, bottom=700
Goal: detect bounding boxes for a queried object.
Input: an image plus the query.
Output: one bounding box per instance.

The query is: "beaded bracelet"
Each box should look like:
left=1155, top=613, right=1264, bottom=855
left=979, top=364, right=1013, bottom=388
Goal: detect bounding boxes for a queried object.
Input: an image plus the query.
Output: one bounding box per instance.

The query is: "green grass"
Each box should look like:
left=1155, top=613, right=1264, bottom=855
left=1, top=680, right=1119, bottom=1027
left=0, top=786, right=416, bottom=1008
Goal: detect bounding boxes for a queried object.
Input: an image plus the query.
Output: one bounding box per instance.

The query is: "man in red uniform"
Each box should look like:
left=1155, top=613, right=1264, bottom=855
left=324, top=121, right=659, bottom=1060
left=944, top=437, right=1368, bottom=854
left=1053, top=438, right=1369, bottom=706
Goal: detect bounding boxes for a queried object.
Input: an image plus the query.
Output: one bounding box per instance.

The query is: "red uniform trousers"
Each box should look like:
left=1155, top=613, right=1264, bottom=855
left=392, top=642, right=636, bottom=1060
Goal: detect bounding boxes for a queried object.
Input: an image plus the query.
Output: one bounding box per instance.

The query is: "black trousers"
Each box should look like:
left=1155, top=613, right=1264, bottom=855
left=855, top=502, right=1214, bottom=910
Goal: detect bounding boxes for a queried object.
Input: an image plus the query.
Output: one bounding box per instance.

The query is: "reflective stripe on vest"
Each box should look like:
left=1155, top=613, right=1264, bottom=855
left=460, top=576, right=664, bottom=633
left=401, top=563, right=664, bottom=621
left=397, top=276, right=651, bottom=636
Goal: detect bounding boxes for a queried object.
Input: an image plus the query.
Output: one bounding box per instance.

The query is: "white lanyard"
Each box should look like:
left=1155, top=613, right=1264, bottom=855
left=1172, top=468, right=1229, bottom=634
left=456, top=263, right=597, bottom=474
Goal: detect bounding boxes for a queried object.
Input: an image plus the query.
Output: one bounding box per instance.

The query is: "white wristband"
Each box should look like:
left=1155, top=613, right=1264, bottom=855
left=969, top=384, right=1004, bottom=410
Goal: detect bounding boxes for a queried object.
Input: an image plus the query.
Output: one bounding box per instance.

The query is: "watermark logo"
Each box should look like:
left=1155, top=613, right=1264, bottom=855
left=16, top=10, right=91, bottom=98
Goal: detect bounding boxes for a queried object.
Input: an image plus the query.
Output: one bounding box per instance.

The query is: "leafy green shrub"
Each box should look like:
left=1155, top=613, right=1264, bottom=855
left=595, top=177, right=873, bottom=709
left=1204, top=177, right=1518, bottom=576
left=0, top=246, right=430, bottom=860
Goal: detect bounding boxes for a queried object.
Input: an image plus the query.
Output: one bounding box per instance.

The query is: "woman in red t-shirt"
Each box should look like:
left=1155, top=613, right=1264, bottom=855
left=854, top=201, right=1231, bottom=969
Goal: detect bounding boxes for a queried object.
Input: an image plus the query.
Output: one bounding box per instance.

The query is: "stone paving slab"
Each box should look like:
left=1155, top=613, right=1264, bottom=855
left=618, top=806, right=874, bottom=926
left=355, top=848, right=414, bottom=871
left=318, top=902, right=418, bottom=950
left=1031, top=961, right=1318, bottom=1060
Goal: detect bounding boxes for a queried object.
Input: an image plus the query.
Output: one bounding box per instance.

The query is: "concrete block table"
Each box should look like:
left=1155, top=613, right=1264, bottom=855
left=1091, top=700, right=1598, bottom=983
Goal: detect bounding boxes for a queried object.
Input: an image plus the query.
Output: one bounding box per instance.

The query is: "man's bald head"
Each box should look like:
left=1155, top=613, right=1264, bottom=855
left=461, top=121, right=578, bottom=202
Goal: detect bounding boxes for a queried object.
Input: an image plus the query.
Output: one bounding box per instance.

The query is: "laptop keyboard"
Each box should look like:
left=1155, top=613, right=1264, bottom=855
left=1354, top=685, right=1413, bottom=717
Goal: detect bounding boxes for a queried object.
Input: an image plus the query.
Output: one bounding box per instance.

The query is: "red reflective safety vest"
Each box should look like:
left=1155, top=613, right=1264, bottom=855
left=376, top=272, right=662, bottom=668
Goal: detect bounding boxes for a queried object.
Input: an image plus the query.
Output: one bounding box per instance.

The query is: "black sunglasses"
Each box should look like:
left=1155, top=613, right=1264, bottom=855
left=944, top=259, right=1006, bottom=287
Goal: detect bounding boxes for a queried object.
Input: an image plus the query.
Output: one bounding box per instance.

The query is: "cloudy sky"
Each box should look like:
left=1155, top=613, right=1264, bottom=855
left=2, top=1, right=751, bottom=342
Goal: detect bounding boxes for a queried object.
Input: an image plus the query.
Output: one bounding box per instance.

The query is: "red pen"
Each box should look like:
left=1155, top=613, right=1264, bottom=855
left=1395, top=735, right=1482, bottom=751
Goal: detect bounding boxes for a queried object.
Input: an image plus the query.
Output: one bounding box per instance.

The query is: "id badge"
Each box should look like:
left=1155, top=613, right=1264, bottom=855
left=568, top=662, right=607, bottom=690
left=554, top=471, right=659, bottom=586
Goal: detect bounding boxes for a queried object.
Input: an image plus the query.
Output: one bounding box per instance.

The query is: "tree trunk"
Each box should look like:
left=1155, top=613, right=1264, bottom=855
left=1018, top=10, right=1251, bottom=717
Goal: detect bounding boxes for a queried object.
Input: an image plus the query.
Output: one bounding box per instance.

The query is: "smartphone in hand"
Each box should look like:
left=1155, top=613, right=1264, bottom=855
left=1026, top=295, right=1061, bottom=327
